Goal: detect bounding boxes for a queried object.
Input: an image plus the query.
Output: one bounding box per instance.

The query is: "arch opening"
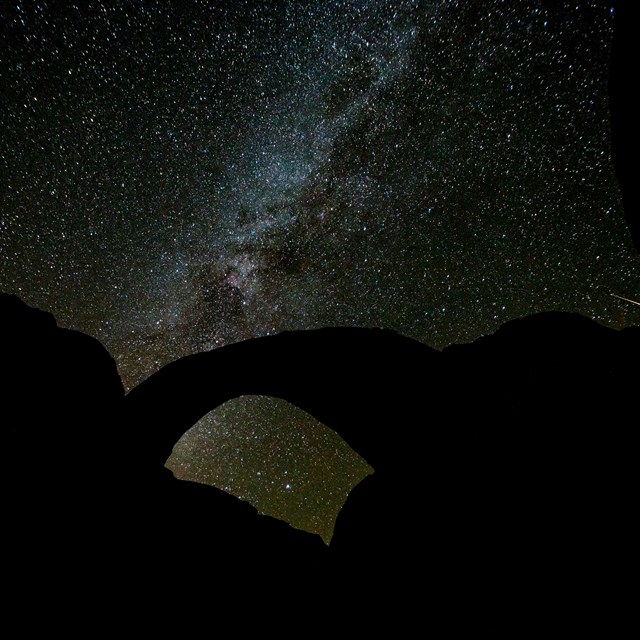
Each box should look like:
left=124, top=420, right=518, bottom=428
left=165, top=394, right=372, bottom=544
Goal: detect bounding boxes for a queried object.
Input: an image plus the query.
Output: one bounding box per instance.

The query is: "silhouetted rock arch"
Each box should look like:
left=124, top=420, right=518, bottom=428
left=123, top=327, right=440, bottom=475
left=0, top=292, right=330, bottom=608
left=2, top=291, right=637, bottom=631
left=122, top=311, right=638, bottom=631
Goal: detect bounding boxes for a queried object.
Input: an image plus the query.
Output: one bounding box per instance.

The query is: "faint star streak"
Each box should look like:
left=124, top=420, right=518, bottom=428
left=610, top=293, right=640, bottom=306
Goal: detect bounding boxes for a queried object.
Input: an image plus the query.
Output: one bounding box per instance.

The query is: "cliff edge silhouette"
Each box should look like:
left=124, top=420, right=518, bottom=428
left=2, top=291, right=637, bottom=630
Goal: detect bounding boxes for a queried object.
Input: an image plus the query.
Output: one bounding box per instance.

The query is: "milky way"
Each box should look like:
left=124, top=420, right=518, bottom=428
left=1, top=1, right=638, bottom=542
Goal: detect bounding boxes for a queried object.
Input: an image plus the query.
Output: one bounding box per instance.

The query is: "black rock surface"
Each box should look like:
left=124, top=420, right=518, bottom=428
left=2, top=291, right=636, bottom=631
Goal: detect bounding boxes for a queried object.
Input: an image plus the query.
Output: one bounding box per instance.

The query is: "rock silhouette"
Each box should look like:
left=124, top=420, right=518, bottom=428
left=2, top=5, right=636, bottom=627
left=1, top=292, right=329, bottom=621
left=125, top=310, right=638, bottom=631
left=2, top=291, right=637, bottom=630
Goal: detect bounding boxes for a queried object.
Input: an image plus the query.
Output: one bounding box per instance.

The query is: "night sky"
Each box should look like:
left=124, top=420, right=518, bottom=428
left=1, top=0, right=638, bottom=542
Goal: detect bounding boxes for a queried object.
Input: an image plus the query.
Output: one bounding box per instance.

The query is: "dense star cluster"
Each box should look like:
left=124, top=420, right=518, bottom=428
left=1, top=1, right=638, bottom=542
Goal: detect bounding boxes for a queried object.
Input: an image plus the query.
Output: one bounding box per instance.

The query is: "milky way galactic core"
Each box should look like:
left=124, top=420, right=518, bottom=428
left=1, top=1, right=638, bottom=541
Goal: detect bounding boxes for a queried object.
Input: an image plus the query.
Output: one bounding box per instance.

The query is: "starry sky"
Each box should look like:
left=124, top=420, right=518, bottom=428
left=1, top=0, right=638, bottom=542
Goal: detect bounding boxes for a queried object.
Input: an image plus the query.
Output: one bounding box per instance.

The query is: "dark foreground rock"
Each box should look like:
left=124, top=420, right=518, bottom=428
left=2, top=291, right=637, bottom=630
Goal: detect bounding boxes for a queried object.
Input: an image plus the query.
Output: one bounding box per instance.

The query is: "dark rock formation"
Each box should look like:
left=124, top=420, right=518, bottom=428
left=2, top=5, right=635, bottom=624
left=126, top=311, right=638, bottom=631
left=2, top=291, right=637, bottom=631
left=0, top=292, right=329, bottom=611
left=124, top=326, right=438, bottom=474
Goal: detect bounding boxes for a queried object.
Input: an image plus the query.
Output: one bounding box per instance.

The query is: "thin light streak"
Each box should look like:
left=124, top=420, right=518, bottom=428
left=610, top=293, right=640, bottom=307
